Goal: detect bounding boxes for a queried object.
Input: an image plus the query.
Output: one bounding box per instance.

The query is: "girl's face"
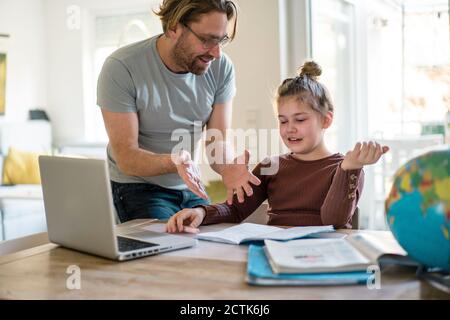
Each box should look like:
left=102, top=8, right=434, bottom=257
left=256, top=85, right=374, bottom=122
left=277, top=97, right=332, bottom=156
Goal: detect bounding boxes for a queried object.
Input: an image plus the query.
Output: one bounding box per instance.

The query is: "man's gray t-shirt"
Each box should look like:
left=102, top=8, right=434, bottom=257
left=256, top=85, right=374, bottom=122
left=97, top=34, right=236, bottom=190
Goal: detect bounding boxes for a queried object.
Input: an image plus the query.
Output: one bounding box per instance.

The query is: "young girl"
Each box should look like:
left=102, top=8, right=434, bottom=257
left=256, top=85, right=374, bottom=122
left=166, top=61, right=389, bottom=233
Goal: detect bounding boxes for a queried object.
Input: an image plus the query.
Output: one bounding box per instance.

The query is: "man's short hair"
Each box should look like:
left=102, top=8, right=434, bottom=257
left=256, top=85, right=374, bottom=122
left=154, top=0, right=238, bottom=41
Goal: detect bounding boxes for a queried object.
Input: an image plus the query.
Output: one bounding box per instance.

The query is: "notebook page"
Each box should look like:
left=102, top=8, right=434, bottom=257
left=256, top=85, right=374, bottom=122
left=260, top=225, right=334, bottom=241
left=347, top=232, right=407, bottom=262
left=196, top=223, right=282, bottom=244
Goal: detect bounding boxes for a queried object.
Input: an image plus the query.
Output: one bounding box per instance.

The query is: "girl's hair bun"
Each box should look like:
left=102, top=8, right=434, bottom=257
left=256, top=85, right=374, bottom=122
left=298, top=61, right=322, bottom=80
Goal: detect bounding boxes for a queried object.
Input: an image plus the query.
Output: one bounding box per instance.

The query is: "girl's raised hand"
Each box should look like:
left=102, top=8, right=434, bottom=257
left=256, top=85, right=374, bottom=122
left=341, top=141, right=389, bottom=171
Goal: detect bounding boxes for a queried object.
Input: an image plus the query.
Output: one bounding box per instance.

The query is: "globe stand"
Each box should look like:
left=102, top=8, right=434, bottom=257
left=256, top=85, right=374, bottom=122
left=416, top=266, right=450, bottom=294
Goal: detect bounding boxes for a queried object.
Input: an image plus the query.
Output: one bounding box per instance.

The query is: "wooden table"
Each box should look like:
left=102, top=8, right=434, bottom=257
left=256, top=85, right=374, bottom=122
left=0, top=221, right=447, bottom=299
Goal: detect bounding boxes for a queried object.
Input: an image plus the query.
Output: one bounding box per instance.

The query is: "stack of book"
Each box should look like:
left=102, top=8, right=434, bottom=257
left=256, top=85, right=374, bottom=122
left=246, top=232, right=412, bottom=286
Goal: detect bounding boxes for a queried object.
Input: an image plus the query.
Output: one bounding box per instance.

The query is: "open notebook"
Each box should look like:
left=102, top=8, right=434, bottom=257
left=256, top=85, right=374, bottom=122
left=264, top=232, right=416, bottom=274
left=195, top=223, right=335, bottom=245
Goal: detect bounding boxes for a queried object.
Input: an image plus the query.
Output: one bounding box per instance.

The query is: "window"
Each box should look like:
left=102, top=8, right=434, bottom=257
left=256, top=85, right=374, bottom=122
left=310, top=0, right=358, bottom=153
left=367, top=0, right=449, bottom=139
left=307, top=0, right=448, bottom=229
left=403, top=1, right=449, bottom=136
left=86, top=10, right=162, bottom=142
left=365, top=0, right=448, bottom=229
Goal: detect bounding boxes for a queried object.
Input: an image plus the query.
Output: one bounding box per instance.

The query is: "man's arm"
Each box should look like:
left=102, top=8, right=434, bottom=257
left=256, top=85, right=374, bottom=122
left=205, top=102, right=261, bottom=204
left=102, top=109, right=207, bottom=198
left=205, top=102, right=234, bottom=174
left=101, top=109, right=176, bottom=177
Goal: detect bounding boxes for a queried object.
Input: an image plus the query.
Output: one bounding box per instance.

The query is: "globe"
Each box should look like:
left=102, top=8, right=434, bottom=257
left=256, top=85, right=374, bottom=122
left=385, top=147, right=450, bottom=271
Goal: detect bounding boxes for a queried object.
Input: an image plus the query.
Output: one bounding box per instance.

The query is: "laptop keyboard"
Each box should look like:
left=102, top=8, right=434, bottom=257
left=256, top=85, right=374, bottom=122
left=117, top=236, right=158, bottom=252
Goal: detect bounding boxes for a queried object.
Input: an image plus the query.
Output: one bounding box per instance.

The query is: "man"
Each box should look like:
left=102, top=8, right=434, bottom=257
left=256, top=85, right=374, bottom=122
left=97, top=0, right=260, bottom=222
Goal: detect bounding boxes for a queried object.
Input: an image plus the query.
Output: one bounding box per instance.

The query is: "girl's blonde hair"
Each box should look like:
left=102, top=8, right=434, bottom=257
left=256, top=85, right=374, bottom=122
left=154, top=0, right=238, bottom=41
left=276, top=61, right=334, bottom=116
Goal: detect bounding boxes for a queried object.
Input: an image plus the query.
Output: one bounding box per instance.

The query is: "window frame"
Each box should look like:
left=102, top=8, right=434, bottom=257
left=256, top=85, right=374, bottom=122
left=83, top=4, right=161, bottom=143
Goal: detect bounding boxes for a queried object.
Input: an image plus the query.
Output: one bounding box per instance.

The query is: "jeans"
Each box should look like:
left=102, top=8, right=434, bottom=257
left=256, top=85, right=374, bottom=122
left=110, top=181, right=210, bottom=223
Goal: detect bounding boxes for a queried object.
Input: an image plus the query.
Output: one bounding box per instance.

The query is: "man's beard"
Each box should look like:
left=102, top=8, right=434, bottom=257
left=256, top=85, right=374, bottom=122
left=172, top=33, right=215, bottom=75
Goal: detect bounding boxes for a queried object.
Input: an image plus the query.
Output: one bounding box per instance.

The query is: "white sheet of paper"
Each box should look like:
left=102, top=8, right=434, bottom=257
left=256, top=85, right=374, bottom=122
left=196, top=223, right=335, bottom=244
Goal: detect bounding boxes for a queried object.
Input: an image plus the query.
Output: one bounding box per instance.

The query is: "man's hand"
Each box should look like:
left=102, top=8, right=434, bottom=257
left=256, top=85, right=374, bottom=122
left=341, top=141, right=389, bottom=171
left=221, top=149, right=261, bottom=205
left=166, top=208, right=206, bottom=233
left=173, top=150, right=208, bottom=200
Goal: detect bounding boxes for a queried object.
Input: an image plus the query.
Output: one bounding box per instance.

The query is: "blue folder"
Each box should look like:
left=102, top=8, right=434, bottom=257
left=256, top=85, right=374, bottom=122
left=246, top=245, right=372, bottom=286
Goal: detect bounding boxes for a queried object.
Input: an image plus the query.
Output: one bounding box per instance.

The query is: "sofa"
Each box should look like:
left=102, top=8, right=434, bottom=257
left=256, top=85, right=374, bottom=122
left=0, top=120, right=51, bottom=240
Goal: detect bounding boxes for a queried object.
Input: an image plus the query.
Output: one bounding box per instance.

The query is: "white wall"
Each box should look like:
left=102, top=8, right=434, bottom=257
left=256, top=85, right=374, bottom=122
left=226, top=0, right=281, bottom=132
left=0, top=0, right=48, bottom=122
left=44, top=0, right=84, bottom=144
left=1, top=0, right=300, bottom=179
left=42, top=0, right=285, bottom=181
left=43, top=0, right=158, bottom=145
left=43, top=0, right=283, bottom=147
left=199, top=0, right=284, bottom=182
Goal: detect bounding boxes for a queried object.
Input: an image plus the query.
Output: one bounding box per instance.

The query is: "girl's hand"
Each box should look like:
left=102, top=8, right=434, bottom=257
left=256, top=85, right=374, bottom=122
left=221, top=150, right=261, bottom=205
left=166, top=208, right=206, bottom=234
left=341, top=142, right=389, bottom=171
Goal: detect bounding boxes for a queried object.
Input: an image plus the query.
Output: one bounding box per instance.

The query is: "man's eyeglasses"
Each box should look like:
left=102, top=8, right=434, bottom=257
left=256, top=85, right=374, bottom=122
left=182, top=23, right=230, bottom=49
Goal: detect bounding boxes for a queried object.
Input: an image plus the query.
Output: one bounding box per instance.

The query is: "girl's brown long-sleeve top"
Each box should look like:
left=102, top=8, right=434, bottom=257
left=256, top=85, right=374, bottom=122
left=195, top=153, right=364, bottom=229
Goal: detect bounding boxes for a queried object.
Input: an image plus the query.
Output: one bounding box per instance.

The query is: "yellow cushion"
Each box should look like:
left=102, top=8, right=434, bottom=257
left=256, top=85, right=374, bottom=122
left=2, top=147, right=42, bottom=184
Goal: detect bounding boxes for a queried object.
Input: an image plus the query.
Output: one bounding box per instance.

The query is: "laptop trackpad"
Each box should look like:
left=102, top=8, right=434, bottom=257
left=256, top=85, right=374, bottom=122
left=124, top=230, right=166, bottom=241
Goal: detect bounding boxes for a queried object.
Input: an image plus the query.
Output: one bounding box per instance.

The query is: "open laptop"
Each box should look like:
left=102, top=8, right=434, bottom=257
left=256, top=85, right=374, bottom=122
left=38, top=155, right=196, bottom=261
